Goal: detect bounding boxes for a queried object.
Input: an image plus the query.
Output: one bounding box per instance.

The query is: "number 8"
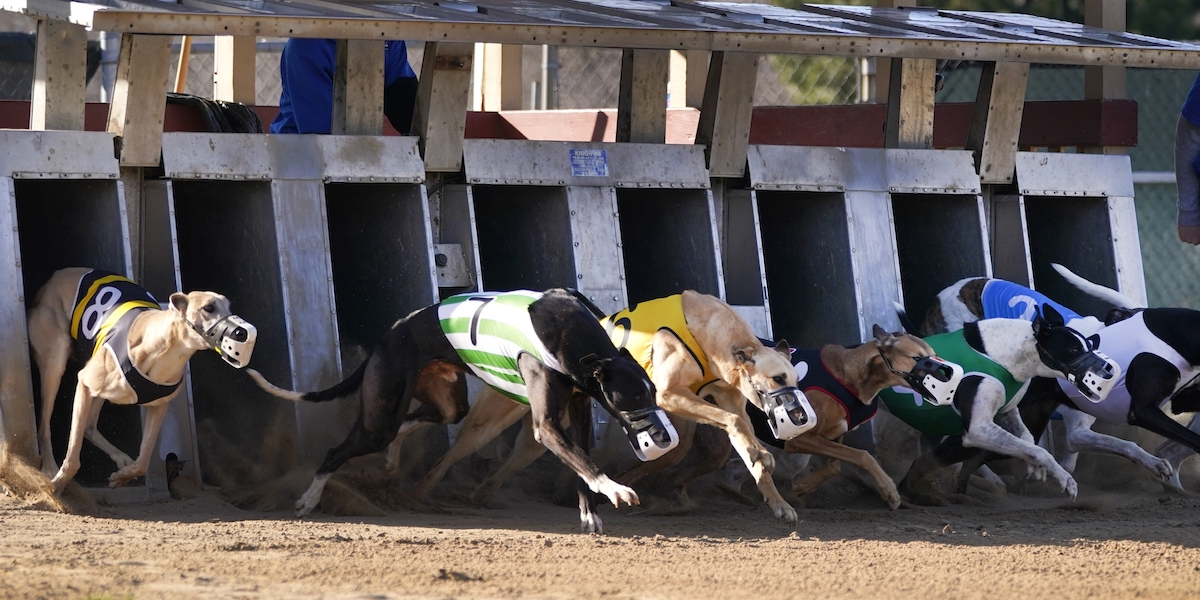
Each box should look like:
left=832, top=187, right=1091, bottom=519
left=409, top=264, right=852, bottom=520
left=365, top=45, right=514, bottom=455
left=81, top=286, right=122, bottom=339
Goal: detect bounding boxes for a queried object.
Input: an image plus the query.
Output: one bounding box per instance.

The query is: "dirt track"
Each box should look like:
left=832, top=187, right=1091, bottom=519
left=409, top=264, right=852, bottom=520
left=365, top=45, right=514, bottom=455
left=3, top=451, right=1200, bottom=600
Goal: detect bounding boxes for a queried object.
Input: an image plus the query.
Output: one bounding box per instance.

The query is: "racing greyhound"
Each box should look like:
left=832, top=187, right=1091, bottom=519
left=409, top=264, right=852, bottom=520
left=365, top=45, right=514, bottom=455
left=28, top=267, right=256, bottom=492
left=409, top=291, right=809, bottom=525
left=920, top=267, right=1182, bottom=489
left=247, top=289, right=676, bottom=534
left=887, top=305, right=1120, bottom=503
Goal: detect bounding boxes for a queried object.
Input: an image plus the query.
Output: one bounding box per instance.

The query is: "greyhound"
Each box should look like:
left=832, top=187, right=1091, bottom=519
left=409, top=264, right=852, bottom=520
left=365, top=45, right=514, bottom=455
left=886, top=304, right=1119, bottom=503
left=408, top=291, right=811, bottom=525
left=246, top=289, right=677, bottom=534
left=737, top=326, right=961, bottom=509
left=28, top=267, right=257, bottom=492
left=921, top=267, right=1181, bottom=490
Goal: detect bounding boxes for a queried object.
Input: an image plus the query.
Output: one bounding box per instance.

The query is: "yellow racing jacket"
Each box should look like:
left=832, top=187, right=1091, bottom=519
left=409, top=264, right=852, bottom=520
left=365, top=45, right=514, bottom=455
left=600, top=295, right=718, bottom=395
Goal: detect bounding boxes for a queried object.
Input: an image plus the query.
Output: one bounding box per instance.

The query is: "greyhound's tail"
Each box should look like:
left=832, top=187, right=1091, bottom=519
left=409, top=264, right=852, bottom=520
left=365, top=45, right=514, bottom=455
left=566, top=288, right=609, bottom=319
left=1051, top=263, right=1146, bottom=309
left=893, top=301, right=920, bottom=335
left=245, top=359, right=368, bottom=403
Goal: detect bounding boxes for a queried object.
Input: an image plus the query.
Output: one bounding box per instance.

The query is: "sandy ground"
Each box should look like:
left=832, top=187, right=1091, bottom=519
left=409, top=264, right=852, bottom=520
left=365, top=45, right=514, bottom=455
left=4, top=446, right=1200, bottom=600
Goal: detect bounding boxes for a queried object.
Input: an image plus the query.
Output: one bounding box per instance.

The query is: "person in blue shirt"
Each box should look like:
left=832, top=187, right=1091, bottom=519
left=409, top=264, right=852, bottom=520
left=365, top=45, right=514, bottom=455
left=1175, top=72, right=1200, bottom=245
left=270, top=38, right=419, bottom=135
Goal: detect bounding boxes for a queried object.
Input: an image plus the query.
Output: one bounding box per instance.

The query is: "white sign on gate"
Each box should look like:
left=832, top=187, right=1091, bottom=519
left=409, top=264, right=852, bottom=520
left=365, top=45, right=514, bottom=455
left=569, top=149, right=609, bottom=177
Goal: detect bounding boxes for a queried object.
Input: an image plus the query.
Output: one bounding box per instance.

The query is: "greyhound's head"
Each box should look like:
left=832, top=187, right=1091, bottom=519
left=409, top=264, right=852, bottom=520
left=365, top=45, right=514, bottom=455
left=170, top=291, right=258, bottom=368
left=581, top=349, right=678, bottom=461
left=1031, top=304, right=1119, bottom=402
left=732, top=340, right=816, bottom=439
left=872, top=325, right=963, bottom=407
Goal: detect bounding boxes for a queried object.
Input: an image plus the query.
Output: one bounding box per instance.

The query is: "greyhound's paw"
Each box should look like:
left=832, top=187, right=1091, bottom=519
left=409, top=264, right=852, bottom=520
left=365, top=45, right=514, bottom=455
left=880, top=482, right=902, bottom=510
left=108, top=465, right=145, bottom=488
left=755, top=447, right=776, bottom=473
left=772, top=501, right=798, bottom=525
left=110, top=452, right=135, bottom=471
left=580, top=510, right=604, bottom=535
left=591, top=477, right=639, bottom=508
left=1054, top=471, right=1078, bottom=501
left=1147, top=456, right=1174, bottom=481
left=294, top=495, right=319, bottom=517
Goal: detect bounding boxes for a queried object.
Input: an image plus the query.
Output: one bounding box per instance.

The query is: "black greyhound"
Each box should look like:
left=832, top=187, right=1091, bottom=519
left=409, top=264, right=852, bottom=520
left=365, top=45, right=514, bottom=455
left=248, top=289, right=672, bottom=533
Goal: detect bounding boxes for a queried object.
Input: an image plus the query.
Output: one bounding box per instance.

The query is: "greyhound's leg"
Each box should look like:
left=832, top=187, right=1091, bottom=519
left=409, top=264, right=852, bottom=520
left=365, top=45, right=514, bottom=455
left=784, top=432, right=900, bottom=509
left=566, top=393, right=603, bottom=534
left=665, top=420, right=722, bottom=508
left=50, top=380, right=95, bottom=492
left=791, top=458, right=841, bottom=496
left=297, top=351, right=417, bottom=517
left=1059, top=405, right=1173, bottom=483
left=1124, top=354, right=1200, bottom=492
left=414, top=387, right=530, bottom=500
left=520, top=354, right=638, bottom=510
left=705, top=383, right=799, bottom=522
left=109, top=402, right=170, bottom=488
left=961, top=379, right=1077, bottom=500
left=386, top=366, right=469, bottom=473
left=471, top=411, right=547, bottom=504
left=1156, top=413, right=1200, bottom=491
left=29, top=309, right=71, bottom=476
left=81, top=400, right=135, bottom=470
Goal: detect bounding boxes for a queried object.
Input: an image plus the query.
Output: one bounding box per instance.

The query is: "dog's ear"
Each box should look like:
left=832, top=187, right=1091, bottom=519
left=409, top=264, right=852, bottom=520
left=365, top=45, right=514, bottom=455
left=618, top=347, right=635, bottom=361
left=872, top=324, right=888, bottom=340
left=732, top=344, right=756, bottom=365
left=1087, top=333, right=1101, bottom=350
left=872, top=324, right=896, bottom=348
left=1040, top=303, right=1065, bottom=327
left=169, top=292, right=189, bottom=316
left=580, top=353, right=613, bottom=382
left=580, top=353, right=602, bottom=368
left=774, top=339, right=793, bottom=357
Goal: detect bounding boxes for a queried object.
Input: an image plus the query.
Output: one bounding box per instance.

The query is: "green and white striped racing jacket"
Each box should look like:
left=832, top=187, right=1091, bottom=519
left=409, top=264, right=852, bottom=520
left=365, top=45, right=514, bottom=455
left=438, top=290, right=566, bottom=404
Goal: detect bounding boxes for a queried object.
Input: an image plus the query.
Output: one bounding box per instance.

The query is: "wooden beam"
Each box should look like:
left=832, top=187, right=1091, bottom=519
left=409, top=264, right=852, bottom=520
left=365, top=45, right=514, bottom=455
left=480, top=43, right=502, bottom=111
left=873, top=0, right=916, bottom=102
left=884, top=58, right=935, bottom=149
left=413, top=42, right=473, bottom=172
left=696, top=51, right=758, bottom=178
left=668, top=49, right=686, bottom=109
left=1085, top=0, right=1126, bottom=155
left=332, top=39, right=384, bottom=135
left=500, top=44, right=522, bottom=110
left=213, top=35, right=256, bottom=104
left=107, top=34, right=174, bottom=167
left=967, top=61, right=1029, bottom=184
left=616, top=49, right=669, bottom=144
left=31, top=19, right=87, bottom=130
left=685, top=50, right=709, bottom=109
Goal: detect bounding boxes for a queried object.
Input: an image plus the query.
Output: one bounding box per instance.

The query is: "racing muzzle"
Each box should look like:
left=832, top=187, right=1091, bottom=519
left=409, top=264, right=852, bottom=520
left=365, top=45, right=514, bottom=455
left=1061, top=350, right=1120, bottom=402
left=188, top=314, right=258, bottom=368
left=760, top=387, right=816, bottom=440
left=618, top=407, right=679, bottom=461
left=901, top=356, right=964, bottom=407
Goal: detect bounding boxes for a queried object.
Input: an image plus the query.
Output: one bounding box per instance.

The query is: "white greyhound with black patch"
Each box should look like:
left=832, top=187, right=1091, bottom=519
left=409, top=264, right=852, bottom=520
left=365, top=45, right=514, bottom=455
left=246, top=289, right=678, bottom=533
left=922, top=266, right=1196, bottom=491
left=28, top=267, right=257, bottom=492
left=885, top=304, right=1120, bottom=504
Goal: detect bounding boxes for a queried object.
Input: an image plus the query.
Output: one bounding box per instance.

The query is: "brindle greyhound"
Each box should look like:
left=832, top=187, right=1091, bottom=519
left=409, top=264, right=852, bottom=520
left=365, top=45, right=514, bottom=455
left=409, top=291, right=807, bottom=525
left=247, top=289, right=669, bottom=534
left=29, top=267, right=255, bottom=492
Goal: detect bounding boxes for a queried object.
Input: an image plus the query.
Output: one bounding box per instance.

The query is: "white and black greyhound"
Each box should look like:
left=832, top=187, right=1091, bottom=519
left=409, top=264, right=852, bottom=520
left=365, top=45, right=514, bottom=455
left=886, top=304, right=1119, bottom=503
left=923, top=266, right=1199, bottom=492
left=247, top=289, right=677, bottom=533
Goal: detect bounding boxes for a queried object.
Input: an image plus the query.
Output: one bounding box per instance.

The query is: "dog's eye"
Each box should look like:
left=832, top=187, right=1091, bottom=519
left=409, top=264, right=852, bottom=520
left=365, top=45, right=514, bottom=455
left=773, top=375, right=786, bottom=385
left=202, top=304, right=215, bottom=314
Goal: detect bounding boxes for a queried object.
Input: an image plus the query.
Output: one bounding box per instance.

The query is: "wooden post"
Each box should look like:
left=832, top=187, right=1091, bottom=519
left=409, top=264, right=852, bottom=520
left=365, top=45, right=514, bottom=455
left=501, top=45, right=523, bottom=110
left=1085, top=0, right=1126, bottom=155
left=107, top=34, right=174, bottom=167
left=331, top=39, right=384, bottom=136
left=413, top=42, right=473, bottom=172
left=213, top=35, right=256, bottom=104
left=174, top=36, right=193, bottom=94
left=668, top=50, right=687, bottom=109
left=31, top=19, right=87, bottom=131
left=685, top=50, right=709, bottom=109
left=616, top=49, right=669, bottom=144
left=480, top=43, right=502, bottom=111
left=967, top=62, right=1029, bottom=184
left=884, top=58, right=936, bottom=149
left=696, top=52, right=758, bottom=178
left=874, top=0, right=916, bottom=102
